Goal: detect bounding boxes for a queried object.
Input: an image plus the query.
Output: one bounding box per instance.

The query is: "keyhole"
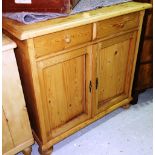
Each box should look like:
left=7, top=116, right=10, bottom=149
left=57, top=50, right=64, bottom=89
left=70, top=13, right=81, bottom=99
left=115, top=51, right=118, bottom=55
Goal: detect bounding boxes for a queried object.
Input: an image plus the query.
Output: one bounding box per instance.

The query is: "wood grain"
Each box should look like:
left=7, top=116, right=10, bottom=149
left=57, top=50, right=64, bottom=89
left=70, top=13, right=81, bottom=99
left=3, top=139, right=34, bottom=155
left=96, top=12, right=139, bottom=39
left=37, top=47, right=92, bottom=139
left=34, top=24, right=92, bottom=57
left=2, top=110, right=14, bottom=154
left=2, top=50, right=32, bottom=146
left=7, top=36, right=47, bottom=143
left=98, top=39, right=129, bottom=102
left=93, top=32, right=136, bottom=114
left=128, top=11, right=145, bottom=95
left=2, top=34, right=34, bottom=155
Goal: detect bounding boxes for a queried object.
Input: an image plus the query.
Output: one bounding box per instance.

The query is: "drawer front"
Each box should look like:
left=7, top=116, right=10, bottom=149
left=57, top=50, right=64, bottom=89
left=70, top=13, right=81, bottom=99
left=34, top=24, right=92, bottom=57
left=96, top=12, right=139, bottom=39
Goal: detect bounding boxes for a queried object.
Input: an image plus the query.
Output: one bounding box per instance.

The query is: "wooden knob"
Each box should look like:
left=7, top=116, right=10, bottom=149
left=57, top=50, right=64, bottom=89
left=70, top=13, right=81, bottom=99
left=113, top=23, right=125, bottom=28
left=64, top=35, right=71, bottom=43
left=119, top=23, right=125, bottom=28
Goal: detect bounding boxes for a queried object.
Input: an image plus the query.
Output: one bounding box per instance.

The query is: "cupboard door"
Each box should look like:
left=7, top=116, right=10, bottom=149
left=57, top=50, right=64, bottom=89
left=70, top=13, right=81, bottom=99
left=94, top=32, right=137, bottom=114
left=37, top=47, right=92, bottom=140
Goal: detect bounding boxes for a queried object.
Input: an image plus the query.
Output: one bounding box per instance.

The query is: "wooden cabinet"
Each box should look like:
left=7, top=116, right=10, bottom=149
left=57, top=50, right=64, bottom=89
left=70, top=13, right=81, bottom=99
left=2, top=34, right=34, bottom=155
left=2, top=2, right=152, bottom=155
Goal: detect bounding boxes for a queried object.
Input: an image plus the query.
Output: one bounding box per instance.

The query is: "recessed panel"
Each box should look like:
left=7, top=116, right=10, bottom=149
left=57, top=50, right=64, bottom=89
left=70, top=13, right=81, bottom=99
left=43, top=55, right=86, bottom=130
left=98, top=39, right=130, bottom=105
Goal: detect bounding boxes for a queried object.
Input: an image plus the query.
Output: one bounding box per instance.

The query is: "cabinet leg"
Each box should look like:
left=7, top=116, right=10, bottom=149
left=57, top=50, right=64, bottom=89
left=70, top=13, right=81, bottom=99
left=38, top=146, right=53, bottom=155
left=22, top=146, right=32, bottom=155
left=122, top=103, right=130, bottom=109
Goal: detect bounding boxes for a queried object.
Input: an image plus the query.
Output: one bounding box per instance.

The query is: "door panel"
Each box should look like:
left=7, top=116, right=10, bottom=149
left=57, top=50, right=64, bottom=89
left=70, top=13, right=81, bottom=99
left=98, top=40, right=129, bottom=102
left=94, top=32, right=137, bottom=114
left=43, top=56, right=85, bottom=129
left=37, top=47, right=92, bottom=139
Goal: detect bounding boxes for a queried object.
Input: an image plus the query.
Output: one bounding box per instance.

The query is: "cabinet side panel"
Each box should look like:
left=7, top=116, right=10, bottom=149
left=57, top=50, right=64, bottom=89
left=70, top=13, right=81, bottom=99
left=15, top=40, right=43, bottom=141
left=2, top=32, right=43, bottom=142
left=129, top=10, right=145, bottom=95
left=2, top=50, right=33, bottom=146
left=2, top=109, right=14, bottom=154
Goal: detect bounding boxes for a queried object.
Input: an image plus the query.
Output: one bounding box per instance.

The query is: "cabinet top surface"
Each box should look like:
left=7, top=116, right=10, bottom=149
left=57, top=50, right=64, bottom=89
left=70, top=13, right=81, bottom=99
left=2, top=2, right=151, bottom=40
left=2, top=34, right=17, bottom=51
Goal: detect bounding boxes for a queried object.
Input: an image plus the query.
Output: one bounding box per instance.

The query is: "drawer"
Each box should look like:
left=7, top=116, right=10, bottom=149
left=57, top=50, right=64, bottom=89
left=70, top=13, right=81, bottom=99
left=96, top=12, right=139, bottom=39
left=34, top=24, right=92, bottom=57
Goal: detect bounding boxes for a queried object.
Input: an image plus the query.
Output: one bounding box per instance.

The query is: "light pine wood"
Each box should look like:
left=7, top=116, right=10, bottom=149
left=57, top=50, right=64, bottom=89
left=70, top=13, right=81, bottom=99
left=22, top=146, right=32, bottom=155
left=34, top=24, right=92, bottom=57
left=38, top=146, right=53, bottom=155
left=2, top=110, right=14, bottom=153
left=2, top=34, right=16, bottom=51
left=4, top=35, right=48, bottom=144
left=128, top=11, right=145, bottom=96
left=3, top=51, right=32, bottom=146
left=3, top=139, right=34, bottom=155
left=94, top=32, right=137, bottom=114
left=96, top=12, right=139, bottom=39
left=2, top=3, right=151, bottom=154
left=2, top=34, right=34, bottom=155
left=98, top=39, right=129, bottom=102
left=37, top=47, right=92, bottom=139
left=34, top=27, right=139, bottom=62
left=124, top=32, right=137, bottom=95
left=26, top=38, right=51, bottom=143
left=2, top=2, right=151, bottom=40
left=37, top=97, right=132, bottom=151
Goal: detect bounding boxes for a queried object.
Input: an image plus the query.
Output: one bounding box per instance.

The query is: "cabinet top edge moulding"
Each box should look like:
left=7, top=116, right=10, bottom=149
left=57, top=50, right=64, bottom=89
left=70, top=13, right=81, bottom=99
left=2, top=2, right=152, bottom=40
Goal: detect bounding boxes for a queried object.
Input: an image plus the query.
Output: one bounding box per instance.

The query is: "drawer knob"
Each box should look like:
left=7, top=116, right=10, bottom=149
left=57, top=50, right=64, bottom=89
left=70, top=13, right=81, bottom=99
left=113, top=23, right=125, bottom=28
left=119, top=23, right=125, bottom=28
left=64, top=35, right=71, bottom=43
